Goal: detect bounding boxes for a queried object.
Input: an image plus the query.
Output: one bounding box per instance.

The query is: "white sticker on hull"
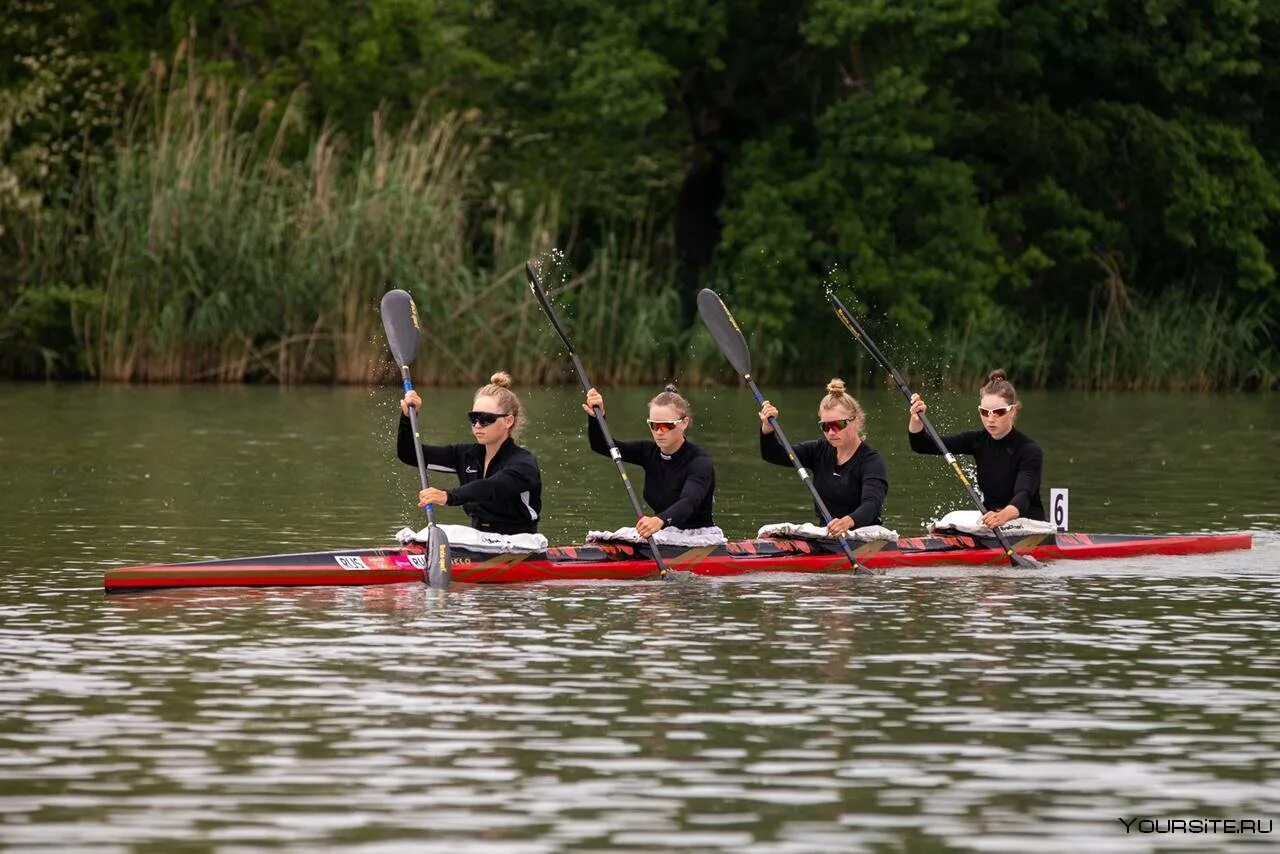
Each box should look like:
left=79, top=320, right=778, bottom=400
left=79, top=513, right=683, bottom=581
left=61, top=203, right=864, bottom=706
left=335, top=555, right=368, bottom=570
left=408, top=554, right=427, bottom=570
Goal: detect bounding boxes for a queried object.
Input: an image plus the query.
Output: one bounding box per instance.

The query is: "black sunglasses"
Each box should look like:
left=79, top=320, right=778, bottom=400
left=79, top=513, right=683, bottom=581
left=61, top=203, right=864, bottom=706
left=467, top=410, right=509, bottom=427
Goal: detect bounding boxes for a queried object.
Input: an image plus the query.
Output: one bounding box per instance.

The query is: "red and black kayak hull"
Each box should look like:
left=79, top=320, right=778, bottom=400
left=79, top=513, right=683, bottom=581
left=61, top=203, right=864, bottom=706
left=102, top=531, right=1254, bottom=593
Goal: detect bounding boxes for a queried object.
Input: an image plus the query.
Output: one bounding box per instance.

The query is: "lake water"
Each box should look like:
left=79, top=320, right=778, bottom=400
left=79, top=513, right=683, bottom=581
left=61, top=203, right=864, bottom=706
left=2, top=382, right=1278, bottom=850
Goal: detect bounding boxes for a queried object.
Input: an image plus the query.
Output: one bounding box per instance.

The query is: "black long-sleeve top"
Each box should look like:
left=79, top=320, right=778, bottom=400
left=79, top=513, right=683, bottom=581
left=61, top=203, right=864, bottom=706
left=760, top=433, right=889, bottom=527
left=908, top=426, right=1045, bottom=520
left=587, top=417, right=716, bottom=529
left=397, top=416, right=542, bottom=534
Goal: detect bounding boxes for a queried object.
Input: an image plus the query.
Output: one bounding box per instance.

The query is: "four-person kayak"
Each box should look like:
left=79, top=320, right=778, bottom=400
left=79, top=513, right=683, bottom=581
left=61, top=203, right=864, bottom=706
left=103, top=530, right=1252, bottom=593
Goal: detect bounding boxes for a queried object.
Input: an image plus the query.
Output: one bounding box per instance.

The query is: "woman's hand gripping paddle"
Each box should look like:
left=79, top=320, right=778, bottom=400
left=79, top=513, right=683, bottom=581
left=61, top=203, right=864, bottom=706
left=525, top=261, right=692, bottom=582
left=825, top=289, right=1037, bottom=568
left=697, top=288, right=879, bottom=577
left=380, top=289, right=452, bottom=588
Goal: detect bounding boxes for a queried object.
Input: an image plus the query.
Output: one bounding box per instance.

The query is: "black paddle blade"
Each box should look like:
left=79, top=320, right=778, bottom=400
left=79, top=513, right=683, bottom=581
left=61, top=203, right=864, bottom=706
left=380, top=289, right=422, bottom=367
left=1010, top=551, right=1040, bottom=569
left=825, top=289, right=864, bottom=340
left=525, top=261, right=577, bottom=352
left=524, top=260, right=545, bottom=301
left=696, top=288, right=752, bottom=376
left=425, top=525, right=452, bottom=589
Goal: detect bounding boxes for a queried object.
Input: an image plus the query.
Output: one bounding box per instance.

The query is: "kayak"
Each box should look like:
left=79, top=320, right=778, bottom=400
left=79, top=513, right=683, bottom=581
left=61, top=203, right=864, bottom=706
left=103, top=530, right=1252, bottom=593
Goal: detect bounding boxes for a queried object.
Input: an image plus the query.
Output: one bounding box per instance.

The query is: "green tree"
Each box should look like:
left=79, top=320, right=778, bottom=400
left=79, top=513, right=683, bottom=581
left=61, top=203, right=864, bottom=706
left=2, top=0, right=1276, bottom=386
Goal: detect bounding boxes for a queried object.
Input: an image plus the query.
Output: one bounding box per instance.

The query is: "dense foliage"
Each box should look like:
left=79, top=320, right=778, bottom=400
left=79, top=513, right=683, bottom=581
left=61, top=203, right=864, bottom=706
left=2, top=0, right=1276, bottom=388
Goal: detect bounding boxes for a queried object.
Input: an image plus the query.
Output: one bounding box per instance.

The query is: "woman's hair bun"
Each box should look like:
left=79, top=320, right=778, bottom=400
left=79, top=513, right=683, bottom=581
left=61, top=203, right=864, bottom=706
left=826, top=377, right=846, bottom=395
left=490, top=371, right=512, bottom=388
left=986, top=368, right=1007, bottom=384
left=664, top=383, right=678, bottom=394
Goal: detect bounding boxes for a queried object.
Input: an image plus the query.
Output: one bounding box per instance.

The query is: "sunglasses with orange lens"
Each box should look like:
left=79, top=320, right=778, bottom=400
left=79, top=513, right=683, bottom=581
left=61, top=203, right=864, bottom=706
left=818, top=418, right=851, bottom=433
left=647, top=418, right=684, bottom=433
left=977, top=404, right=1015, bottom=418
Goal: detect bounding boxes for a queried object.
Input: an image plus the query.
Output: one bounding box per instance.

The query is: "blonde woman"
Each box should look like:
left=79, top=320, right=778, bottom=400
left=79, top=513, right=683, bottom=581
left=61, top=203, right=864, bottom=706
left=582, top=384, right=716, bottom=537
left=398, top=372, right=542, bottom=534
left=758, top=378, right=888, bottom=536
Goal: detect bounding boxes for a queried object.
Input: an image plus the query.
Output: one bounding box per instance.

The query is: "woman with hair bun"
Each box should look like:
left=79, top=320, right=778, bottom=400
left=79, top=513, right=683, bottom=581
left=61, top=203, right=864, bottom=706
left=907, top=369, right=1044, bottom=525
left=758, top=378, right=889, bottom=536
left=397, top=371, right=543, bottom=534
left=581, top=384, right=716, bottom=537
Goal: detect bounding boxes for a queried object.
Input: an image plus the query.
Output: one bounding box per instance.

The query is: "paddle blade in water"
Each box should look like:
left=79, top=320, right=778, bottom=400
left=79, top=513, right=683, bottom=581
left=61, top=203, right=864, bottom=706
left=1010, top=551, right=1039, bottom=569
left=697, top=288, right=752, bottom=376
left=380, top=289, right=422, bottom=367
left=425, top=525, right=451, bottom=589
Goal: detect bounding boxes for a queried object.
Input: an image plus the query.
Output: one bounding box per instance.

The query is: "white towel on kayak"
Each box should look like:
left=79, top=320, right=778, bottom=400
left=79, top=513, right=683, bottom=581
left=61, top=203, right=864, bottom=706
left=395, top=524, right=548, bottom=553
left=928, top=510, right=1057, bottom=537
left=585, top=525, right=728, bottom=546
left=757, top=522, right=900, bottom=542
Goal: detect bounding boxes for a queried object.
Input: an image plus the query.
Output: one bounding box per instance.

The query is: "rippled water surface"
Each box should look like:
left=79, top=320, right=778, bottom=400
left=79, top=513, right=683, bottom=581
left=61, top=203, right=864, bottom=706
left=2, top=383, right=1278, bottom=850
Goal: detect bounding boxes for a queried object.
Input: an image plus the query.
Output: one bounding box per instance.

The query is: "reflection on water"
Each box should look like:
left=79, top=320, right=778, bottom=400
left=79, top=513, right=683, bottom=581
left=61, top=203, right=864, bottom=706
left=2, top=384, right=1279, bottom=848
left=4, top=564, right=1280, bottom=849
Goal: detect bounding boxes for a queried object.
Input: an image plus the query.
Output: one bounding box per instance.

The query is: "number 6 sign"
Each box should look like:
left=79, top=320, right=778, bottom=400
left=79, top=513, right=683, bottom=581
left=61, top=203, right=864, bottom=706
left=1051, top=488, right=1069, bottom=532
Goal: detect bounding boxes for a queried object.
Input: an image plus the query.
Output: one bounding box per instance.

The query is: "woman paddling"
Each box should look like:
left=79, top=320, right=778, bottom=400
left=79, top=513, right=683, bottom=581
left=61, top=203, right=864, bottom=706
left=582, top=384, right=716, bottom=537
left=908, top=369, right=1045, bottom=526
left=398, top=372, right=542, bottom=534
left=758, top=378, right=889, bottom=536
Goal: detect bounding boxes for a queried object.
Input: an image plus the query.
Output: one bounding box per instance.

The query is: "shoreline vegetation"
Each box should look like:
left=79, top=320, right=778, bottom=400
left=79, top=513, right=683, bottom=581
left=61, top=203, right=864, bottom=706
left=3, top=6, right=1276, bottom=391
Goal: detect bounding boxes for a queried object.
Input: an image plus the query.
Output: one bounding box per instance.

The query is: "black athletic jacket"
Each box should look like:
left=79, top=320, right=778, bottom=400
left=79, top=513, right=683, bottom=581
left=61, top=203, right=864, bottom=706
left=909, top=427, right=1045, bottom=520
left=398, top=416, right=542, bottom=534
left=587, top=417, right=716, bottom=529
left=761, top=433, right=888, bottom=527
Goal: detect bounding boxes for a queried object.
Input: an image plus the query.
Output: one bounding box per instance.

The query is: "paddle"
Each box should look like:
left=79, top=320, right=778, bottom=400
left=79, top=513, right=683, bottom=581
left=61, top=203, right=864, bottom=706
left=524, top=261, right=690, bottom=582
left=380, top=288, right=452, bottom=588
left=696, top=288, right=878, bottom=577
left=824, top=289, right=1038, bottom=568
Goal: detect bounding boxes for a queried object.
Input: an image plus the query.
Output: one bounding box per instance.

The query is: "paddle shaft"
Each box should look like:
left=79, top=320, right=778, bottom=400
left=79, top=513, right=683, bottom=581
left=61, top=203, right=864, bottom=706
left=743, top=374, right=870, bottom=572
left=526, top=264, right=676, bottom=579
left=826, top=292, right=1032, bottom=567
left=567, top=359, right=653, bottom=535
left=398, top=368, right=440, bottom=526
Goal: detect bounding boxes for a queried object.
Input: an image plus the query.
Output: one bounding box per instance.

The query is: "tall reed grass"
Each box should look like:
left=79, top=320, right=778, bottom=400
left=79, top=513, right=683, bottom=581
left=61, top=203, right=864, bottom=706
left=7, top=60, right=688, bottom=385
left=526, top=227, right=683, bottom=386
left=66, top=63, right=479, bottom=383
left=941, top=288, right=1277, bottom=391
